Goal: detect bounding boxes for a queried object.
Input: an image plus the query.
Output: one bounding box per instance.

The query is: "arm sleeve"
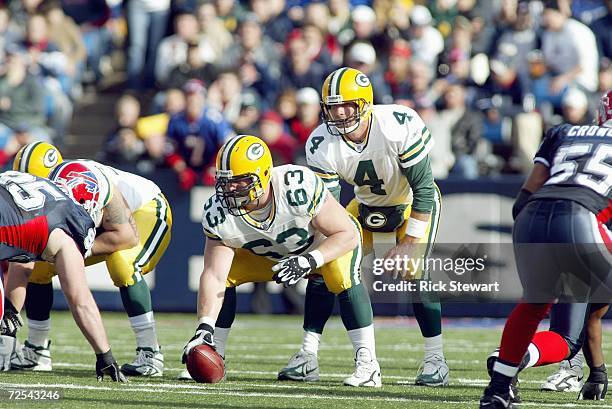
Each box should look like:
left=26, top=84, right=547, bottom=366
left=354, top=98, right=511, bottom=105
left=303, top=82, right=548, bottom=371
left=401, top=155, right=435, bottom=213
left=534, top=125, right=564, bottom=168
left=305, top=140, right=341, bottom=201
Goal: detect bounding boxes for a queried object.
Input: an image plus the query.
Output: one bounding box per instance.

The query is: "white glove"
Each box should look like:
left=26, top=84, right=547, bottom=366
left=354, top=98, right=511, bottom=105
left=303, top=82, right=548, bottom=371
left=181, top=323, right=215, bottom=363
left=272, top=254, right=318, bottom=286
left=0, top=335, right=17, bottom=371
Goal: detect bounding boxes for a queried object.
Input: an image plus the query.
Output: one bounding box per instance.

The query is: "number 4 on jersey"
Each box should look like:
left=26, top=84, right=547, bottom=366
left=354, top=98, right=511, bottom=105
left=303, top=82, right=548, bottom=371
left=354, top=160, right=386, bottom=195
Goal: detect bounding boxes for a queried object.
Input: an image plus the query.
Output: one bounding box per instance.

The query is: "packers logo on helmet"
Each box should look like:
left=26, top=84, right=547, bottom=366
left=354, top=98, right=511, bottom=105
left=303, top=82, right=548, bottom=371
left=215, top=135, right=273, bottom=216
left=13, top=142, right=63, bottom=178
left=321, top=67, right=374, bottom=135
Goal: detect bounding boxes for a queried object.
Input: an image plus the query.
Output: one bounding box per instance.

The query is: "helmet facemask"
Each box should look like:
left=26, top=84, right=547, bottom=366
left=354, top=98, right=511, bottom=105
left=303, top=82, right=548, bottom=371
left=215, top=171, right=265, bottom=216
left=322, top=98, right=370, bottom=136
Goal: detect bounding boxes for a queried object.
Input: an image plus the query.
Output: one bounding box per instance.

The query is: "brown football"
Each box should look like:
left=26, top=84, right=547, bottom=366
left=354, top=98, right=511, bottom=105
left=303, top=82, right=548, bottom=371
left=186, top=344, right=225, bottom=383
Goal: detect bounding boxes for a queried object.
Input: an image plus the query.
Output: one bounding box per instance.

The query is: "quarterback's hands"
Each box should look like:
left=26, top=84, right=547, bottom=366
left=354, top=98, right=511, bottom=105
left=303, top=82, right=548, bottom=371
left=1, top=297, right=24, bottom=336
left=272, top=254, right=318, bottom=287
left=0, top=334, right=17, bottom=371
left=95, top=349, right=128, bottom=382
left=182, top=323, right=215, bottom=363
left=383, top=241, right=425, bottom=280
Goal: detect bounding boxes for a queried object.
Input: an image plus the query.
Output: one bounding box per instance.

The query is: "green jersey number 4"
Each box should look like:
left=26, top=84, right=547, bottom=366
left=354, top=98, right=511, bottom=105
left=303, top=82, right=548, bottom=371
left=354, top=160, right=386, bottom=195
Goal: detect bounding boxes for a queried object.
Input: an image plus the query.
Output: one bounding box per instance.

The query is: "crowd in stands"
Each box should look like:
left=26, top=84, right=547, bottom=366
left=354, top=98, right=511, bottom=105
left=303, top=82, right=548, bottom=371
left=0, top=0, right=611, bottom=189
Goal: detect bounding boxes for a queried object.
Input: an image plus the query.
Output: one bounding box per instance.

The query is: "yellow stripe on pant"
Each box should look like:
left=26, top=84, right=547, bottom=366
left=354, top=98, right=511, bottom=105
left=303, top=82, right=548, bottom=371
left=347, top=184, right=442, bottom=280
left=29, top=193, right=173, bottom=287
left=225, top=215, right=363, bottom=295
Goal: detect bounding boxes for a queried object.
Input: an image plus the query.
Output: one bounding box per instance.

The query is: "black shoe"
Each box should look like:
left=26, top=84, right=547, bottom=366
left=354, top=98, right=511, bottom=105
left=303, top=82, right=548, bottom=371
left=486, top=349, right=522, bottom=403
left=479, top=386, right=515, bottom=408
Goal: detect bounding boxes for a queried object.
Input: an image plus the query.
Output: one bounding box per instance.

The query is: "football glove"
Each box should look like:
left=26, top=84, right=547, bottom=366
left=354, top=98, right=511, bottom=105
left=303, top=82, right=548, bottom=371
left=272, top=254, right=318, bottom=287
left=0, top=334, right=17, bottom=371
left=96, top=349, right=128, bottom=382
left=182, top=323, right=215, bottom=363
left=1, top=297, right=24, bottom=336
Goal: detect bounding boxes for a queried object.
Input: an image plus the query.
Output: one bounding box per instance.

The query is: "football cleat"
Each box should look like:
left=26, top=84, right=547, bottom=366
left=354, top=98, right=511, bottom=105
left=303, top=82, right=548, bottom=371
left=541, top=359, right=584, bottom=392
left=486, top=349, right=522, bottom=403
left=278, top=350, right=320, bottom=382
left=415, top=354, right=449, bottom=387
left=343, top=347, right=381, bottom=388
left=177, top=368, right=193, bottom=381
left=120, top=347, right=164, bottom=377
left=11, top=340, right=52, bottom=371
left=479, top=386, right=515, bottom=408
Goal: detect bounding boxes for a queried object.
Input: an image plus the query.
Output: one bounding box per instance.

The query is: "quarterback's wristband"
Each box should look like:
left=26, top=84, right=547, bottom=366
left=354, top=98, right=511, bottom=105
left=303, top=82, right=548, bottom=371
left=406, top=218, right=428, bottom=238
left=308, top=250, right=325, bottom=268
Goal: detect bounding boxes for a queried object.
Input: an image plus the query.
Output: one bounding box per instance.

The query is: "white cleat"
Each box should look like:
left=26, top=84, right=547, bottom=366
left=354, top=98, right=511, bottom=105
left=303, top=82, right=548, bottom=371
left=120, top=347, right=164, bottom=377
left=541, top=360, right=584, bottom=392
left=343, top=347, right=382, bottom=388
left=278, top=350, right=320, bottom=382
left=11, top=340, right=52, bottom=371
left=177, top=368, right=193, bottom=381
left=415, top=354, right=449, bottom=387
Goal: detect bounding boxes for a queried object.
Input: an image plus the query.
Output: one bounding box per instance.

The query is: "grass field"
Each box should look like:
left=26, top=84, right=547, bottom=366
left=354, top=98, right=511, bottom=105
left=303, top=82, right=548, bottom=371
left=1, top=312, right=612, bottom=409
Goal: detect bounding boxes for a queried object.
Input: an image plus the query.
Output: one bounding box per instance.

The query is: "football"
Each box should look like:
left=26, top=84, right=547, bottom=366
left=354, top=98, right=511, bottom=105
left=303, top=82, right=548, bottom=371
left=186, top=344, right=225, bottom=383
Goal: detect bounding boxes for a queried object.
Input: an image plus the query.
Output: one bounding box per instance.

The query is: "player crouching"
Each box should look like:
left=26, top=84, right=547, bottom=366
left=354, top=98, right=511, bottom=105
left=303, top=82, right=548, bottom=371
left=182, top=135, right=381, bottom=387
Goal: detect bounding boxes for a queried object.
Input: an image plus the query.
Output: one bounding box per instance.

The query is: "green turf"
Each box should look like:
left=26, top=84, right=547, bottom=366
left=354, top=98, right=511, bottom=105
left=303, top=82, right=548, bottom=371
left=1, top=312, right=610, bottom=408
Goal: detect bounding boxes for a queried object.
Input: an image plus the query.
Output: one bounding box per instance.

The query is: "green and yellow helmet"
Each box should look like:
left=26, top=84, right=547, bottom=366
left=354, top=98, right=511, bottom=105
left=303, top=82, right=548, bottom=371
left=215, top=135, right=273, bottom=216
left=321, top=67, right=373, bottom=135
left=13, top=141, right=63, bottom=178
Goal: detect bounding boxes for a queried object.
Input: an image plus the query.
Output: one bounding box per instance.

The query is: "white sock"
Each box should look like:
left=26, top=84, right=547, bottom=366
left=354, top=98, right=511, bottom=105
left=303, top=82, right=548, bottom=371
left=347, top=325, right=377, bottom=360
left=301, top=331, right=321, bottom=356
left=423, top=334, right=444, bottom=360
left=214, top=327, right=231, bottom=358
left=28, top=319, right=50, bottom=347
left=129, top=312, right=159, bottom=350
left=569, top=350, right=584, bottom=369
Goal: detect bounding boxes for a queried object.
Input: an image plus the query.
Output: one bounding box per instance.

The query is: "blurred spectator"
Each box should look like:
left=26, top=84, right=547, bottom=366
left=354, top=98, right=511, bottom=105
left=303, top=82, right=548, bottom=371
left=304, top=2, right=341, bottom=67
left=166, top=80, right=234, bottom=190
left=0, top=6, right=20, bottom=62
left=234, top=90, right=262, bottom=135
left=220, top=13, right=282, bottom=79
left=251, top=0, right=294, bottom=45
left=0, top=52, right=50, bottom=147
left=215, top=0, right=247, bottom=33
left=275, top=88, right=298, bottom=126
left=164, top=42, right=216, bottom=90
left=561, top=87, right=593, bottom=125
left=302, top=23, right=336, bottom=73
left=494, top=1, right=538, bottom=81
left=197, top=1, right=233, bottom=60
left=384, top=41, right=412, bottom=100
left=430, top=0, right=459, bottom=38
left=328, top=0, right=351, bottom=36
left=259, top=110, right=297, bottom=165
left=481, top=49, right=525, bottom=114
left=41, top=1, right=87, bottom=95
left=537, top=0, right=599, bottom=108
left=207, top=70, right=243, bottom=125
left=61, top=0, right=112, bottom=83
left=407, top=58, right=441, bottom=108
left=155, top=11, right=215, bottom=86
left=125, top=0, right=170, bottom=90
left=409, top=5, right=445, bottom=69
left=238, top=55, right=278, bottom=108
left=346, top=42, right=392, bottom=104
left=102, top=94, right=146, bottom=165
left=280, top=31, right=326, bottom=92
left=439, top=84, right=486, bottom=179
left=464, top=7, right=497, bottom=56
left=415, top=100, right=454, bottom=179
left=341, top=5, right=387, bottom=53
left=289, top=87, right=321, bottom=145
left=591, top=0, right=612, bottom=60
left=7, top=0, right=43, bottom=34
left=599, top=59, right=612, bottom=94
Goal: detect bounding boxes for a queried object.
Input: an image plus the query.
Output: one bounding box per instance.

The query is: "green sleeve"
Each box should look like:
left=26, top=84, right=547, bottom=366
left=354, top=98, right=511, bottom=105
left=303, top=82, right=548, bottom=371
left=402, top=155, right=435, bottom=213
left=327, top=184, right=341, bottom=201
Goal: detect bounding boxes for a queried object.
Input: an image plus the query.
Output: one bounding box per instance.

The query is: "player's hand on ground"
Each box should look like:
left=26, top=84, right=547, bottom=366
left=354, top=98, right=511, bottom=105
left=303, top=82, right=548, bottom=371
left=182, top=323, right=215, bottom=363
left=1, top=298, right=24, bottom=336
left=272, top=254, right=317, bottom=286
left=0, top=334, right=17, bottom=371
left=96, top=350, right=128, bottom=382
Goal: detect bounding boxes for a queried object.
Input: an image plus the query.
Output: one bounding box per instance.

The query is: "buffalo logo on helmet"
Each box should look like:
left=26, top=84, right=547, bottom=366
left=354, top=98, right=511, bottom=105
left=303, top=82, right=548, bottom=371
left=64, top=171, right=101, bottom=195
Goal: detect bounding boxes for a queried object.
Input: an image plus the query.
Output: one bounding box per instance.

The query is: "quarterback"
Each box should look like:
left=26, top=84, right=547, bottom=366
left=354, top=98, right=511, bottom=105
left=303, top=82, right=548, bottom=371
left=182, top=135, right=381, bottom=387
left=296, top=67, right=447, bottom=386
left=6, top=143, right=172, bottom=377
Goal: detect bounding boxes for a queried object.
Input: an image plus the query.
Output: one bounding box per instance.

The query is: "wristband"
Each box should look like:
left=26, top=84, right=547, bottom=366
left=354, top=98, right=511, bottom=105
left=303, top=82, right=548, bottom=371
left=308, top=250, right=325, bottom=268
left=406, top=218, right=428, bottom=238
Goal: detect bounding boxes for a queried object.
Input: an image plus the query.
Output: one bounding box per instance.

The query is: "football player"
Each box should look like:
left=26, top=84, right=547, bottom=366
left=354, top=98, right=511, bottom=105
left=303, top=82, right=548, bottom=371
left=480, top=89, right=612, bottom=408
left=182, top=135, right=381, bottom=387
left=294, top=67, right=447, bottom=386
left=0, top=170, right=125, bottom=381
left=7, top=144, right=172, bottom=377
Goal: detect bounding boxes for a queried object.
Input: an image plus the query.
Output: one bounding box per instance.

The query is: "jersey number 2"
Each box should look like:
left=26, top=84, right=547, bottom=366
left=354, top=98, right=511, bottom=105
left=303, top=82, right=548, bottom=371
left=355, top=160, right=386, bottom=195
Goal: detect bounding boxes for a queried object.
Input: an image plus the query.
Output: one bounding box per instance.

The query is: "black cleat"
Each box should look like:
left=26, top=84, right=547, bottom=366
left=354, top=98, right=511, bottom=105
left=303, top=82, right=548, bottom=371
left=486, top=349, right=522, bottom=403
left=479, top=386, right=515, bottom=408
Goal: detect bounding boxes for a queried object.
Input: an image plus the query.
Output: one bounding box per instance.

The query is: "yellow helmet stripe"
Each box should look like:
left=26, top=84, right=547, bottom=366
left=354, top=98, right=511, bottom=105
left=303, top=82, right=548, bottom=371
left=20, top=141, right=44, bottom=173
left=221, top=135, right=247, bottom=172
left=329, top=67, right=349, bottom=98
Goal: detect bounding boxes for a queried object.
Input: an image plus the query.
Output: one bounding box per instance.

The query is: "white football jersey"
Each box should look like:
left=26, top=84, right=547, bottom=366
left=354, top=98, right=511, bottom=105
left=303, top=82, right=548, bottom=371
left=306, top=104, right=433, bottom=207
left=82, top=160, right=161, bottom=211
left=201, top=164, right=328, bottom=261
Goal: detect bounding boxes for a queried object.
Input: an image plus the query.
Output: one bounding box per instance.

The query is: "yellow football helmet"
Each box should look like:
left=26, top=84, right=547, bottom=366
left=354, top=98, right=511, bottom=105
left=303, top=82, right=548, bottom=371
left=321, top=67, right=373, bottom=135
left=13, top=141, right=63, bottom=178
left=215, top=135, right=273, bottom=215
